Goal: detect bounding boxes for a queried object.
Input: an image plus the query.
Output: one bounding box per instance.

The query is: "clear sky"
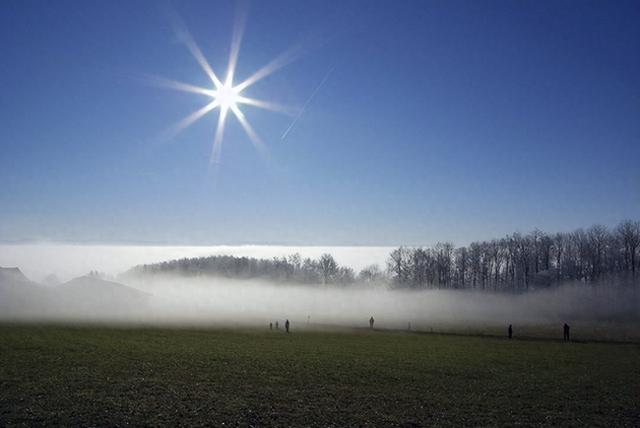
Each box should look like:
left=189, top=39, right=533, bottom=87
left=1, top=0, right=638, bottom=246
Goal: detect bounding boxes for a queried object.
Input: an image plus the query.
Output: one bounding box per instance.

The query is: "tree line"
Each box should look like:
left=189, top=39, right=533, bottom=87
left=127, top=219, right=639, bottom=291
left=126, top=253, right=357, bottom=285
left=386, top=219, right=640, bottom=291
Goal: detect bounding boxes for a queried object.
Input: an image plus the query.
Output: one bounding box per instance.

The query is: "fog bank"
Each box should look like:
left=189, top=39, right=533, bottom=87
left=2, top=258, right=639, bottom=341
left=126, top=276, right=640, bottom=327
left=6, top=273, right=638, bottom=339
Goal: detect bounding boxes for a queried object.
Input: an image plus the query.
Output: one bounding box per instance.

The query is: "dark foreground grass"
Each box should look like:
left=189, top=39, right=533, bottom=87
left=0, top=325, right=638, bottom=427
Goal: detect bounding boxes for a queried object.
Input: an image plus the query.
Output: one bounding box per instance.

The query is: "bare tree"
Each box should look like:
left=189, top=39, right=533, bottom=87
left=319, top=253, right=338, bottom=285
left=454, top=247, right=468, bottom=288
left=435, top=242, right=454, bottom=288
left=387, top=247, right=412, bottom=286
left=587, top=225, right=608, bottom=279
left=617, top=220, right=640, bottom=275
left=410, top=248, right=430, bottom=288
left=358, top=264, right=386, bottom=284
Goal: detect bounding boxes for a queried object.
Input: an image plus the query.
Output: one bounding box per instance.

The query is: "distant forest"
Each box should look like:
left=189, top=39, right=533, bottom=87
left=127, top=219, right=640, bottom=291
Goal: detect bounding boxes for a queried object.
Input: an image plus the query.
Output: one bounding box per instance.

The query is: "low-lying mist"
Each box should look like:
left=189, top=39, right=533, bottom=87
left=128, top=276, right=640, bottom=326
left=3, top=268, right=638, bottom=341
left=1, top=244, right=639, bottom=341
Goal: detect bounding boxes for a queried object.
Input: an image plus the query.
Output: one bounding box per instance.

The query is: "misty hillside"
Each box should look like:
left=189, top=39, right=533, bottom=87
left=124, top=253, right=358, bottom=285
left=0, top=267, right=48, bottom=312
left=52, top=276, right=151, bottom=310
left=0, top=267, right=31, bottom=284
left=0, top=269, right=151, bottom=319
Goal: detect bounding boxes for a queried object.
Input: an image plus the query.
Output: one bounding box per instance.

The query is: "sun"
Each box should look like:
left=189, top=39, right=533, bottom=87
left=214, top=83, right=241, bottom=111
left=149, top=13, right=299, bottom=164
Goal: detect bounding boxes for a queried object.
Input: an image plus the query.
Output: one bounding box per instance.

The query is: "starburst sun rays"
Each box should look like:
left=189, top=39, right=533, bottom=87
left=153, top=13, right=299, bottom=164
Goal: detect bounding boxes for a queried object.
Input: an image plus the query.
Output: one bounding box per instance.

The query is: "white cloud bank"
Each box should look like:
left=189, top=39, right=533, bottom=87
left=0, top=244, right=394, bottom=282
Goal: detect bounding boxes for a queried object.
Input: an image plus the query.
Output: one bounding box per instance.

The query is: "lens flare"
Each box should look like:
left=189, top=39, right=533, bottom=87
left=214, top=84, right=240, bottom=110
left=152, top=12, right=298, bottom=165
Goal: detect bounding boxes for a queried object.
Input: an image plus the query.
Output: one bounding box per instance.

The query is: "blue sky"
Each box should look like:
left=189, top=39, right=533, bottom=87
left=1, top=0, right=639, bottom=246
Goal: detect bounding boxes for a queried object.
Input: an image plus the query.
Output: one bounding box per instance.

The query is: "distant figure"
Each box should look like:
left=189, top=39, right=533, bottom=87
left=563, top=323, right=571, bottom=341
left=508, top=324, right=513, bottom=339
left=270, top=322, right=273, bottom=330
left=275, top=321, right=279, bottom=330
left=285, top=319, right=290, bottom=333
left=369, top=316, right=375, bottom=329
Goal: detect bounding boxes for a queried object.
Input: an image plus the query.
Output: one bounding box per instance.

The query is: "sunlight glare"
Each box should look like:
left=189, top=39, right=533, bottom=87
left=156, top=12, right=299, bottom=165
left=214, top=84, right=240, bottom=110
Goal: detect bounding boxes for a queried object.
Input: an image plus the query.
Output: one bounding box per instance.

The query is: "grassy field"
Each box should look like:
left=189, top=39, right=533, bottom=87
left=0, top=324, right=638, bottom=427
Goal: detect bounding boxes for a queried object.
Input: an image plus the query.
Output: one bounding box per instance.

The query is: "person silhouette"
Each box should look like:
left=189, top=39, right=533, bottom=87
left=269, top=322, right=273, bottom=330
left=369, top=316, right=375, bottom=329
left=285, top=319, right=290, bottom=333
left=508, top=324, right=513, bottom=339
left=275, top=321, right=279, bottom=330
left=563, top=323, right=570, bottom=341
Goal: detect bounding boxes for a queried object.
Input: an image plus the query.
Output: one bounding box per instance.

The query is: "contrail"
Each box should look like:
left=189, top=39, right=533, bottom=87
left=281, top=66, right=335, bottom=141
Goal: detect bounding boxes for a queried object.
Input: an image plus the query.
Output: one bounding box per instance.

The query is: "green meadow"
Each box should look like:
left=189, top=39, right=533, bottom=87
left=1, top=324, right=638, bottom=427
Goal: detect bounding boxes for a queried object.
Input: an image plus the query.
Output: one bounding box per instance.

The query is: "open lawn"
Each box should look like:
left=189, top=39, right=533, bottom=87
left=0, top=324, right=638, bottom=427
